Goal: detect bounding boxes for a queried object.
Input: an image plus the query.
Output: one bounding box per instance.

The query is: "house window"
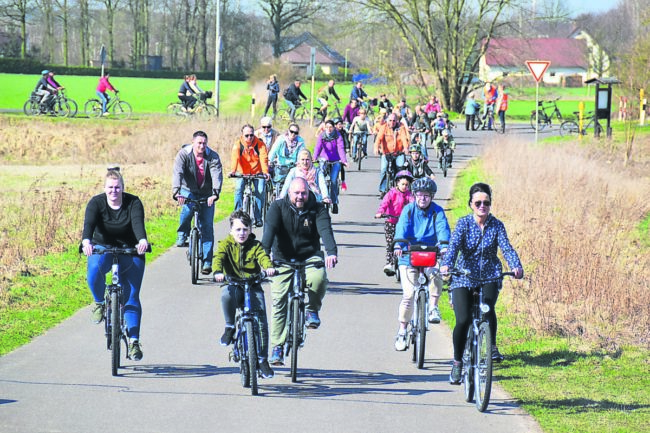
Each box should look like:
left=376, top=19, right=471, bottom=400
left=550, top=72, right=556, bottom=77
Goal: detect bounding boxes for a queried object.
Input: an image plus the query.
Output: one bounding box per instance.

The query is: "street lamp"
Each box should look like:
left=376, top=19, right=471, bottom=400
left=344, top=48, right=350, bottom=82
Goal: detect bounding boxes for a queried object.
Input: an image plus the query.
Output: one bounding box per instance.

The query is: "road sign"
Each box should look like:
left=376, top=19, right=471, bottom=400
left=310, top=47, right=316, bottom=76
left=99, top=45, right=107, bottom=66
left=526, top=60, right=550, bottom=83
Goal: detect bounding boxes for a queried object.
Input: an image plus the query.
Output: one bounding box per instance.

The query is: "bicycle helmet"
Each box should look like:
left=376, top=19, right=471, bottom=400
left=395, top=170, right=413, bottom=182
left=332, top=117, right=343, bottom=125
left=409, top=144, right=422, bottom=153
left=411, top=177, right=437, bottom=195
left=41, top=69, right=49, bottom=75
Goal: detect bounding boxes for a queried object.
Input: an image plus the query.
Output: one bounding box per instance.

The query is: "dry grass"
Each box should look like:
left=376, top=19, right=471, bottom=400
left=484, top=135, right=650, bottom=349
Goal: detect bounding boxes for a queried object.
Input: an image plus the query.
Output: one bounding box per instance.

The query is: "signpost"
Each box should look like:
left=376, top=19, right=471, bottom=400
left=310, top=47, right=316, bottom=127
left=526, top=60, right=550, bottom=144
left=99, top=45, right=107, bottom=77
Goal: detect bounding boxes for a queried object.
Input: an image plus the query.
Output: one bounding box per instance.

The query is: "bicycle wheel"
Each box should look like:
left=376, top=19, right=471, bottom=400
left=113, top=101, right=132, bottom=120
left=238, top=332, right=250, bottom=388
left=23, top=99, right=39, bottom=116
left=530, top=111, right=547, bottom=131
left=277, top=108, right=292, bottom=125
left=475, top=321, right=493, bottom=412
left=104, top=293, right=111, bottom=350
left=441, top=152, right=449, bottom=177
left=415, top=289, right=427, bottom=369
left=290, top=297, right=301, bottom=383
left=65, top=98, right=79, bottom=117
left=111, top=291, right=120, bottom=376
left=245, top=320, right=258, bottom=395
left=560, top=121, right=580, bottom=137
left=53, top=99, right=71, bottom=117
left=463, top=328, right=475, bottom=402
left=84, top=99, right=102, bottom=118
left=189, top=229, right=200, bottom=285
left=167, top=102, right=185, bottom=116
left=472, top=116, right=482, bottom=131
left=394, top=262, right=400, bottom=283
left=356, top=138, right=363, bottom=171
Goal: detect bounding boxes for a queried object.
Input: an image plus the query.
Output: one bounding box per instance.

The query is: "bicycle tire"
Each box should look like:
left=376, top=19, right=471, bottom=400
left=442, top=151, right=449, bottom=177
left=190, top=229, right=200, bottom=285
left=54, top=99, right=71, bottom=118
left=475, top=321, right=493, bottom=412
left=167, top=102, right=184, bottom=116
left=463, top=328, right=475, bottom=402
left=111, top=291, right=120, bottom=376
left=65, top=98, right=79, bottom=117
left=394, top=262, right=400, bottom=283
left=472, top=116, right=482, bottom=131
left=530, top=111, right=547, bottom=131
left=355, top=137, right=363, bottom=171
left=84, top=99, right=102, bottom=118
left=290, top=297, right=301, bottom=383
left=23, top=99, right=39, bottom=116
left=560, top=121, right=580, bottom=137
left=415, top=289, right=427, bottom=369
left=277, top=108, right=292, bottom=125
left=113, top=101, right=132, bottom=120
left=239, top=332, right=250, bottom=387
left=104, top=293, right=111, bottom=350
left=245, top=320, right=259, bottom=395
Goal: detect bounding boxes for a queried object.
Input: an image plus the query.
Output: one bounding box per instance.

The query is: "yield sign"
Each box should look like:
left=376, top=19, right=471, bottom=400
left=526, top=60, right=551, bottom=82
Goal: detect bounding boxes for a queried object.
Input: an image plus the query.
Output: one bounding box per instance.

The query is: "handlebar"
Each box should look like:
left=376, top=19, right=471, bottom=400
left=86, top=244, right=153, bottom=255
left=375, top=213, right=399, bottom=219
left=229, top=173, right=267, bottom=179
left=222, top=271, right=269, bottom=285
left=273, top=259, right=325, bottom=270
left=390, top=238, right=447, bottom=251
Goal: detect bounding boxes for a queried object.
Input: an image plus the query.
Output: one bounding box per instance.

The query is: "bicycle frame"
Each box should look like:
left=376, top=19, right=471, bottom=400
left=183, top=198, right=206, bottom=284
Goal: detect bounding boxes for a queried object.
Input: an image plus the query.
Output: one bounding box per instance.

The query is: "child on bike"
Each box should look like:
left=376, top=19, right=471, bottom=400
left=213, top=209, right=276, bottom=379
left=375, top=170, right=414, bottom=277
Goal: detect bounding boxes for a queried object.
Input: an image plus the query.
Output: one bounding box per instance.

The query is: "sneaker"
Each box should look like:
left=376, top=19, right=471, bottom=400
left=383, top=264, right=396, bottom=277
left=428, top=306, right=441, bottom=324
left=305, top=311, right=321, bottom=329
left=332, top=203, right=339, bottom=214
left=254, top=220, right=263, bottom=228
left=269, top=345, right=284, bottom=366
left=394, top=332, right=407, bottom=351
left=492, top=346, right=505, bottom=363
left=259, top=360, right=274, bottom=379
left=220, top=326, right=235, bottom=346
left=175, top=233, right=187, bottom=247
left=201, top=262, right=212, bottom=275
left=91, top=302, right=104, bottom=324
left=341, top=181, right=347, bottom=192
left=449, top=360, right=462, bottom=384
left=129, top=340, right=143, bottom=361
left=102, top=112, right=110, bottom=116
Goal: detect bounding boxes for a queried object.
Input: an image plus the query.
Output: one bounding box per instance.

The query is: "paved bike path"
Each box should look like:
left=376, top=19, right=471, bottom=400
left=0, top=128, right=541, bottom=433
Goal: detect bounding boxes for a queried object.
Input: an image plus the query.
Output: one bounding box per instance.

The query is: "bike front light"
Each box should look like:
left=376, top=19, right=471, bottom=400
left=418, top=274, right=427, bottom=285
left=480, top=303, right=490, bottom=313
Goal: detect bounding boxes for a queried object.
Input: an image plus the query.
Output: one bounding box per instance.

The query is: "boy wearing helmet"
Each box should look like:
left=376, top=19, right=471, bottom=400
left=433, top=129, right=456, bottom=167
left=34, top=70, right=56, bottom=112
left=405, top=144, right=435, bottom=180
left=393, top=177, right=450, bottom=351
left=375, top=170, right=414, bottom=276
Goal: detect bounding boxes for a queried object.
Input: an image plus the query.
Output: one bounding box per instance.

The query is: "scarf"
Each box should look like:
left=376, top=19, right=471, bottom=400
left=322, top=130, right=337, bottom=142
left=284, top=133, right=299, bottom=155
left=297, top=166, right=321, bottom=196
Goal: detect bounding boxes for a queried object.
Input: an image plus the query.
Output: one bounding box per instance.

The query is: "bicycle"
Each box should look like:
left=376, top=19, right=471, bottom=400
left=223, top=272, right=269, bottom=396
left=88, top=244, right=152, bottom=376
left=316, top=159, right=340, bottom=212
left=438, top=141, right=452, bottom=178
left=84, top=91, right=132, bottom=119
left=391, top=239, right=441, bottom=369
left=167, top=91, right=217, bottom=119
left=559, top=111, right=603, bottom=138
left=23, top=90, right=72, bottom=117
left=382, top=152, right=405, bottom=196
left=313, top=101, right=343, bottom=126
left=447, top=269, right=515, bottom=412
left=530, top=97, right=565, bottom=131
left=181, top=198, right=208, bottom=285
left=277, top=99, right=317, bottom=125
left=273, top=259, right=325, bottom=382
left=230, top=173, right=267, bottom=224
left=472, top=105, right=500, bottom=133
left=266, top=162, right=294, bottom=211
left=351, top=131, right=369, bottom=171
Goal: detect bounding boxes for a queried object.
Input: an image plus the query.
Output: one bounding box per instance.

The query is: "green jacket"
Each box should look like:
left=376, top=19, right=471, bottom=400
left=213, top=233, right=273, bottom=278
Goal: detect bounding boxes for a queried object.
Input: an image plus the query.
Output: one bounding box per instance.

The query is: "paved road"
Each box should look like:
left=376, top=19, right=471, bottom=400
left=0, top=126, right=542, bottom=433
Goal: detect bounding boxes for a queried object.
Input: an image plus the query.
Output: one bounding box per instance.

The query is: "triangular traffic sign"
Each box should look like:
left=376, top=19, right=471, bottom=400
left=526, top=60, right=551, bottom=82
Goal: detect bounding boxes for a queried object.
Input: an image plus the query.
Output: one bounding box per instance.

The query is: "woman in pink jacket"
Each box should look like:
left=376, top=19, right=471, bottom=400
left=96, top=73, right=118, bottom=115
left=375, top=170, right=414, bottom=276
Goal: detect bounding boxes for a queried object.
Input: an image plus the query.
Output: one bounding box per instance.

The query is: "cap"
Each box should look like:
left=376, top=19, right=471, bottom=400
left=41, top=70, right=49, bottom=75
left=260, top=116, right=272, bottom=127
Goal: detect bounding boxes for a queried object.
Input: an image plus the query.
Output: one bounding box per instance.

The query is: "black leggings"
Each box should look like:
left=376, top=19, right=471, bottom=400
left=451, top=283, right=499, bottom=361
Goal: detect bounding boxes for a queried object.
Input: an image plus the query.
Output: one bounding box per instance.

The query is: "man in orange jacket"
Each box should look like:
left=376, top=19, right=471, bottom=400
left=230, top=124, right=270, bottom=227
left=375, top=113, right=410, bottom=197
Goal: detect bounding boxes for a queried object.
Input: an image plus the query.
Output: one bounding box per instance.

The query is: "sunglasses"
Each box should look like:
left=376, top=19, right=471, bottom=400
left=244, top=134, right=254, bottom=138
left=261, top=125, right=271, bottom=129
left=289, top=130, right=299, bottom=134
left=474, top=200, right=491, bottom=208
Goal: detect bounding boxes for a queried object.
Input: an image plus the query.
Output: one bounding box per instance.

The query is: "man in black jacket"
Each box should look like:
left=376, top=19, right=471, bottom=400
left=262, top=178, right=338, bottom=365
left=283, top=79, right=307, bottom=122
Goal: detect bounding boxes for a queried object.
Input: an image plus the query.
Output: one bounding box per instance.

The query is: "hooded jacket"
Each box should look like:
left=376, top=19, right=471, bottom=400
left=213, top=233, right=273, bottom=278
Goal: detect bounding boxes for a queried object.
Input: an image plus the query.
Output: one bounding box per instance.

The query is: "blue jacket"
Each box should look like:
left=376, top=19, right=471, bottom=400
left=395, top=201, right=451, bottom=266
left=442, top=214, right=523, bottom=289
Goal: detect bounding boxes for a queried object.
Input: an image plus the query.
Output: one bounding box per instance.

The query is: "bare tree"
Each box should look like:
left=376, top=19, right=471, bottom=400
left=127, top=0, right=150, bottom=69
left=53, top=0, right=70, bottom=65
left=0, top=0, right=33, bottom=58
left=77, top=0, right=91, bottom=65
left=259, top=0, right=319, bottom=58
left=99, top=0, right=121, bottom=65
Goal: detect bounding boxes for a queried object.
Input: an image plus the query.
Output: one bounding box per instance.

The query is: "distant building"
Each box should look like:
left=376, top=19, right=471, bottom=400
left=263, top=32, right=348, bottom=76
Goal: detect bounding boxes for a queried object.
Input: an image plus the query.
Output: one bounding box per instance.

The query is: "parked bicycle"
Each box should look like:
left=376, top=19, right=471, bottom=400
left=23, top=90, right=73, bottom=117
left=273, top=259, right=324, bottom=382
left=559, top=111, right=603, bottom=138
left=84, top=91, right=132, bottom=119
left=447, top=269, right=515, bottom=412
left=223, top=272, right=269, bottom=396
left=530, top=97, right=565, bottom=131
left=89, top=244, right=152, bottom=376
left=229, top=173, right=267, bottom=224
left=351, top=131, right=368, bottom=171
left=391, top=239, right=442, bottom=369
left=167, top=91, right=217, bottom=119
left=181, top=198, right=208, bottom=285
left=472, top=105, right=500, bottom=133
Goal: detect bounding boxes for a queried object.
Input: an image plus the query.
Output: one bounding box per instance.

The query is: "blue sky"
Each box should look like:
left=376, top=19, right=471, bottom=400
left=562, top=0, right=620, bottom=16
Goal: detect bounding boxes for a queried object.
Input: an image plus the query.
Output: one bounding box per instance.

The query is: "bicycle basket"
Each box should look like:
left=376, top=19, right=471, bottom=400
left=201, top=91, right=213, bottom=101
left=409, top=245, right=438, bottom=267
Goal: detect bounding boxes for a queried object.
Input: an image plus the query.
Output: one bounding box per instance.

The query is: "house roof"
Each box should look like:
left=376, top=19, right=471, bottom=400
left=278, top=42, right=340, bottom=65
left=484, top=38, right=588, bottom=69
left=280, top=32, right=346, bottom=65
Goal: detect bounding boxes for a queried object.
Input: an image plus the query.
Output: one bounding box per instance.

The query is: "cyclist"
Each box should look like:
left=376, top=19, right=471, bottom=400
left=283, top=79, right=307, bottom=122
left=434, top=129, right=456, bottom=167
left=268, top=123, right=306, bottom=193
left=314, top=119, right=348, bottom=214
left=424, top=95, right=441, bottom=117
left=262, top=177, right=338, bottom=366
left=264, top=74, right=280, bottom=118
left=342, top=99, right=360, bottom=126
left=375, top=170, right=414, bottom=276
left=317, top=79, right=341, bottom=121
left=496, top=84, right=509, bottom=133
left=440, top=182, right=523, bottom=384
left=482, top=82, right=498, bottom=129
left=255, top=116, right=280, bottom=151
left=177, top=75, right=197, bottom=110
left=279, top=149, right=330, bottom=204
left=409, top=105, right=430, bottom=160
left=393, top=177, right=450, bottom=351
left=46, top=71, right=64, bottom=93
left=230, top=124, right=270, bottom=228
left=173, top=130, right=224, bottom=274
left=378, top=93, right=394, bottom=113
left=81, top=169, right=149, bottom=361
left=349, top=108, right=373, bottom=161
left=333, top=117, right=349, bottom=191
left=405, top=144, right=435, bottom=180
left=375, top=113, right=409, bottom=197
left=213, top=209, right=277, bottom=379
left=96, top=73, right=118, bottom=116
left=350, top=81, right=368, bottom=104
left=34, top=70, right=56, bottom=112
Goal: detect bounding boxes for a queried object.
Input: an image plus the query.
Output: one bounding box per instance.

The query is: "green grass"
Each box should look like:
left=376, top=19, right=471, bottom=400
left=438, top=162, right=650, bottom=433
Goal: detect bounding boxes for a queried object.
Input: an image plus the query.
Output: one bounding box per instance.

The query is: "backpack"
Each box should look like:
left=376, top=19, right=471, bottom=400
left=283, top=87, right=290, bottom=99
left=239, top=140, right=260, bottom=157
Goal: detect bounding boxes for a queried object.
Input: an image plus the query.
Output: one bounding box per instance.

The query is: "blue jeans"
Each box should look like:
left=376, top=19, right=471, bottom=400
left=327, top=162, right=342, bottom=204
left=379, top=154, right=405, bottom=193
left=97, top=91, right=109, bottom=113
left=234, top=177, right=265, bottom=222
left=285, top=100, right=296, bottom=120
left=87, top=252, right=145, bottom=339
left=177, top=189, right=216, bottom=265
left=352, top=133, right=368, bottom=158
